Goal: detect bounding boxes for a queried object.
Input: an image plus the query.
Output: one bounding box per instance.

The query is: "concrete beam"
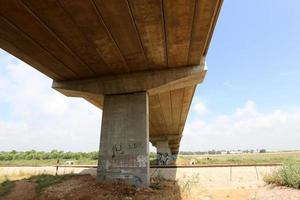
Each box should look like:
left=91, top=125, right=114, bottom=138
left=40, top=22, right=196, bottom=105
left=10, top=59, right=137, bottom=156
left=150, top=135, right=180, bottom=145
left=52, top=64, right=206, bottom=97
left=168, top=143, right=180, bottom=149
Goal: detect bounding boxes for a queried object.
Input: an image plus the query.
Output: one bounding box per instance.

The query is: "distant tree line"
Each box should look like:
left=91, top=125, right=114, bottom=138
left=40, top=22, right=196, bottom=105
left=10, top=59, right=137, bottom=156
left=0, top=150, right=99, bottom=161
left=0, top=149, right=270, bottom=161
left=179, top=149, right=268, bottom=155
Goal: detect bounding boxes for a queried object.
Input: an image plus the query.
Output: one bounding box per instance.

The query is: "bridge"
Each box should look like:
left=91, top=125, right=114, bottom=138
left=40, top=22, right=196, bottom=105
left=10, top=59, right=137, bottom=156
left=0, top=0, right=222, bottom=187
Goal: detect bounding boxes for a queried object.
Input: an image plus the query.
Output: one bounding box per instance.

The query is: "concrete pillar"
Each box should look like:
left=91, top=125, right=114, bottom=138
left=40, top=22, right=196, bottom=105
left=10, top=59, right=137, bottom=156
left=97, top=92, right=149, bottom=187
left=156, top=140, right=171, bottom=165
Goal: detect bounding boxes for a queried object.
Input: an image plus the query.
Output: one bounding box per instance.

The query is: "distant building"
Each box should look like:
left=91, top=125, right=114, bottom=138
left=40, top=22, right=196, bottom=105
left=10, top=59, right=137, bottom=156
left=65, top=160, right=75, bottom=165
left=229, top=150, right=242, bottom=154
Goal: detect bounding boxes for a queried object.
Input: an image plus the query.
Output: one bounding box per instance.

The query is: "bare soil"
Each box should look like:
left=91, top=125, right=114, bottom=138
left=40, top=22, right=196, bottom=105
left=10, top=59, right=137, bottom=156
left=1, top=175, right=181, bottom=200
left=2, top=174, right=300, bottom=200
left=3, top=180, right=36, bottom=200
left=250, top=185, right=300, bottom=200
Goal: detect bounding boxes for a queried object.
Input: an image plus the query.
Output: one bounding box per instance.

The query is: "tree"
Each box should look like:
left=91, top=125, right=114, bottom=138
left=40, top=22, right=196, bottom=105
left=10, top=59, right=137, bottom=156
left=259, top=149, right=266, bottom=153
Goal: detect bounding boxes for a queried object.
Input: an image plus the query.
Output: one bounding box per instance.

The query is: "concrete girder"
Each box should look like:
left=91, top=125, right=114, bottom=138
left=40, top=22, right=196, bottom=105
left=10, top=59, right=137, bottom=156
left=151, top=135, right=181, bottom=155
left=150, top=135, right=180, bottom=145
left=52, top=64, right=206, bottom=97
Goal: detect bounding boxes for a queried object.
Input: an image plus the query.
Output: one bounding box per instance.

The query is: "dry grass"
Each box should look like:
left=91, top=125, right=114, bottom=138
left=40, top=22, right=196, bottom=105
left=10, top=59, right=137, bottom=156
left=264, top=163, right=300, bottom=189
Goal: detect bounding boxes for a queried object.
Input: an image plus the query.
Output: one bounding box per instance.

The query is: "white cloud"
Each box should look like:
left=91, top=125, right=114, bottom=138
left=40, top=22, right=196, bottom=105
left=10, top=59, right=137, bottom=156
left=0, top=50, right=102, bottom=151
left=181, top=100, right=300, bottom=151
left=193, top=101, right=209, bottom=115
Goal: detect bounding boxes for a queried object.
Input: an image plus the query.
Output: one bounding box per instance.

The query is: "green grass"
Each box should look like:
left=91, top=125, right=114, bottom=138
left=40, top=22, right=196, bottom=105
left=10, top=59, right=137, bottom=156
left=29, top=174, right=72, bottom=193
left=0, top=159, right=97, bottom=167
left=264, top=163, right=300, bottom=189
left=177, top=152, right=300, bottom=165
left=0, top=179, right=15, bottom=197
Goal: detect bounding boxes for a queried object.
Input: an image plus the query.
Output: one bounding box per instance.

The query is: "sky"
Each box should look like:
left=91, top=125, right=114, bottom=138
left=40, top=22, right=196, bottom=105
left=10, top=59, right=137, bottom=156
left=1, top=0, right=300, bottom=152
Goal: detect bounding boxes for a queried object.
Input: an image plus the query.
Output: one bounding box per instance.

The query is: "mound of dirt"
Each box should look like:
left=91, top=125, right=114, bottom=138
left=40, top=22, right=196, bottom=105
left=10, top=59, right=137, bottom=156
left=2, top=175, right=181, bottom=200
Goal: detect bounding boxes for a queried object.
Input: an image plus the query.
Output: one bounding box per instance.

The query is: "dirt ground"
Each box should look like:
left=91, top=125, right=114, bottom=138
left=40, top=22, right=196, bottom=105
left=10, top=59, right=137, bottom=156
left=0, top=167, right=300, bottom=200
left=250, top=185, right=300, bottom=200
left=2, top=174, right=300, bottom=200
left=2, top=175, right=181, bottom=200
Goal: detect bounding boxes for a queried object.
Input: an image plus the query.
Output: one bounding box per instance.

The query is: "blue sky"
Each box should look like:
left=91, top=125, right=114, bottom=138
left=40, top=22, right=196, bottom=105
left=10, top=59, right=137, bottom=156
left=1, top=1, right=300, bottom=151
left=199, top=0, right=300, bottom=116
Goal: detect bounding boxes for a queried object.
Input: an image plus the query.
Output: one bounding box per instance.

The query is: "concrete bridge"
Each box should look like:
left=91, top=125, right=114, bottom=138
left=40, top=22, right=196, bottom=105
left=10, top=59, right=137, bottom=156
left=0, top=0, right=222, bottom=187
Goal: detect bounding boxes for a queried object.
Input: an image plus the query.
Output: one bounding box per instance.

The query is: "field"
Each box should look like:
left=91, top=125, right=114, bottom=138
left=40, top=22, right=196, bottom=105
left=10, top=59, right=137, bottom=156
left=0, top=159, right=97, bottom=167
left=1, top=151, right=300, bottom=167
left=176, top=151, right=300, bottom=165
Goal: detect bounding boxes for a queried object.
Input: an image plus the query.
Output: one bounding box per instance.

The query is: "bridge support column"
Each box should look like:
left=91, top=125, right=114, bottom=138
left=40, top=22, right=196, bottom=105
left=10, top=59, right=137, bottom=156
left=156, top=140, right=171, bottom=165
left=97, top=92, right=149, bottom=187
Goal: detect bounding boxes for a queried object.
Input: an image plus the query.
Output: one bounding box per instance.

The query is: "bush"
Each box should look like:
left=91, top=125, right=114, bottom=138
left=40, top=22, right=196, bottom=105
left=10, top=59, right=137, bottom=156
left=264, top=163, right=300, bottom=189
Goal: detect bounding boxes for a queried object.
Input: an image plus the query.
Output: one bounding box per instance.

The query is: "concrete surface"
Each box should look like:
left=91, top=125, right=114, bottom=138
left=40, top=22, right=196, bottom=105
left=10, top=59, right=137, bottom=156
left=155, top=140, right=172, bottom=165
left=97, top=92, right=149, bottom=187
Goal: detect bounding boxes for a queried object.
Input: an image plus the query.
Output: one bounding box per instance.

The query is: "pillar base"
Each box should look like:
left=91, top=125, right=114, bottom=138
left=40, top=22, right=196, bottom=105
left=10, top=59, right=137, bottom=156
left=97, top=92, right=149, bottom=187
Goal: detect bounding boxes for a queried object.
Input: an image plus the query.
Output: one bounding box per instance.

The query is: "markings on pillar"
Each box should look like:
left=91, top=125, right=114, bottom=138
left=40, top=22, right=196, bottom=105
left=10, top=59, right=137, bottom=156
left=128, top=142, right=139, bottom=149
left=137, top=155, right=147, bottom=167
left=112, top=142, right=142, bottom=158
left=112, top=144, right=124, bottom=158
left=108, top=142, right=147, bottom=168
left=157, top=152, right=169, bottom=165
left=101, top=160, right=111, bottom=170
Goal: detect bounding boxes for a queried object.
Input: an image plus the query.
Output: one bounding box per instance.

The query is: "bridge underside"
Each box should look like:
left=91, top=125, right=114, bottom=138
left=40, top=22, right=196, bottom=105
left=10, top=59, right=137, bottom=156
left=0, top=0, right=222, bottom=187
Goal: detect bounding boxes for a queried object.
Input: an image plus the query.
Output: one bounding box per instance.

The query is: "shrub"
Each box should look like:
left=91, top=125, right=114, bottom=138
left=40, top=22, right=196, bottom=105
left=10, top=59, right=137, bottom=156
left=264, top=163, right=300, bottom=189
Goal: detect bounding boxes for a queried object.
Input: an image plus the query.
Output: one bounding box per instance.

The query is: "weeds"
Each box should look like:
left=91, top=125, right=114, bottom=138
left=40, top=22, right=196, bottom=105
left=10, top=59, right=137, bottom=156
left=0, top=179, right=15, bottom=197
left=264, top=163, right=300, bottom=189
left=180, top=173, right=200, bottom=194
left=150, top=171, right=165, bottom=190
left=30, top=174, right=71, bottom=193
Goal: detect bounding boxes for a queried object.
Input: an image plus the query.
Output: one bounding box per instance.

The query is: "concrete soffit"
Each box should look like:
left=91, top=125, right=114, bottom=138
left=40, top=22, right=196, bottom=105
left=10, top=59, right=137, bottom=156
left=150, top=135, right=181, bottom=144
left=52, top=64, right=207, bottom=98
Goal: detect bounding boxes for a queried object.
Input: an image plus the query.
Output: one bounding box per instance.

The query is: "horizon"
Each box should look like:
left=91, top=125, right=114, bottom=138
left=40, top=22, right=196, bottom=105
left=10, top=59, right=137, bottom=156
left=1, top=149, right=300, bottom=153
